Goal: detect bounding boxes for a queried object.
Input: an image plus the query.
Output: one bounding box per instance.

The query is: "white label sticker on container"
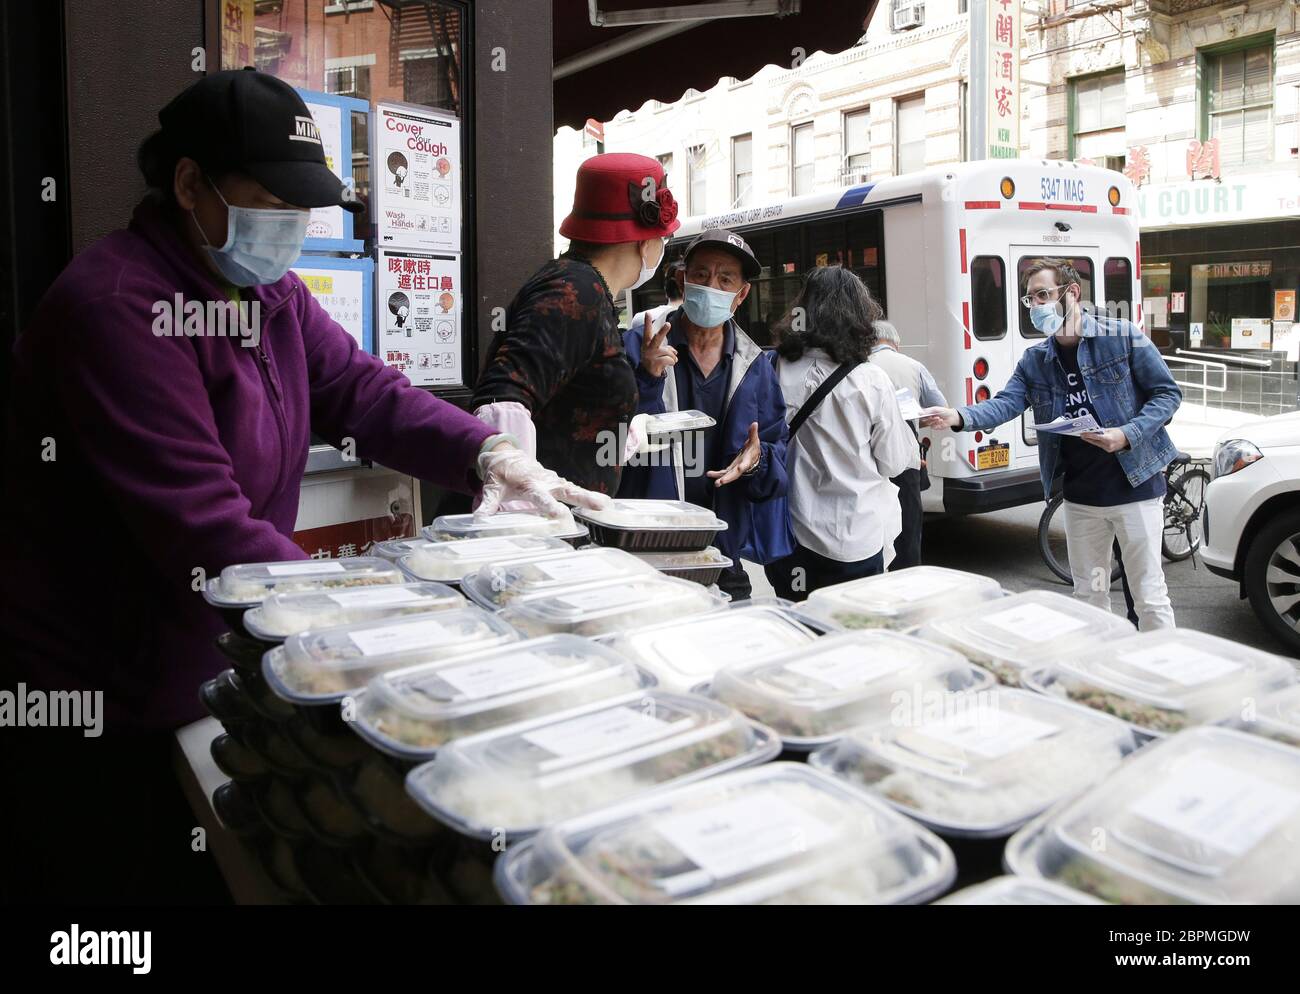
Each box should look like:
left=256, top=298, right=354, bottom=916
left=533, top=556, right=631, bottom=584
left=919, top=707, right=1059, bottom=759
left=347, top=617, right=453, bottom=656
left=553, top=586, right=645, bottom=612
left=524, top=706, right=672, bottom=760
left=266, top=561, right=347, bottom=576
left=325, top=587, right=428, bottom=608
left=441, top=537, right=537, bottom=559
left=785, top=646, right=910, bottom=691
left=647, top=618, right=807, bottom=679
left=1118, top=645, right=1243, bottom=687
left=844, top=571, right=963, bottom=606
left=1128, top=759, right=1300, bottom=857
left=983, top=603, right=1088, bottom=643
left=653, top=790, right=837, bottom=891
left=435, top=650, right=562, bottom=700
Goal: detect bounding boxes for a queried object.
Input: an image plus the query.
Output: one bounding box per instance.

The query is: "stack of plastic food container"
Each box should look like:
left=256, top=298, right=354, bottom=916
left=809, top=688, right=1136, bottom=837
left=1219, top=682, right=1300, bottom=748
left=708, top=630, right=995, bottom=751
left=398, top=534, right=572, bottom=585
left=242, top=582, right=465, bottom=641
left=498, top=574, right=728, bottom=638
left=495, top=763, right=956, bottom=904
left=641, top=409, right=717, bottom=436
left=460, top=547, right=660, bottom=611
left=1022, top=628, right=1297, bottom=739
left=631, top=547, right=732, bottom=586
left=572, top=498, right=726, bottom=552
left=799, top=566, right=1004, bottom=633
left=936, top=876, right=1104, bottom=905
left=917, top=589, right=1134, bottom=686
left=605, top=601, right=819, bottom=694
left=1005, top=727, right=1300, bottom=904
left=423, top=511, right=589, bottom=547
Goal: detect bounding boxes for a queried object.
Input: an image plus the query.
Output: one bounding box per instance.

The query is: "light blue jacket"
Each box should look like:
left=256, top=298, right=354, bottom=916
left=957, top=313, right=1182, bottom=499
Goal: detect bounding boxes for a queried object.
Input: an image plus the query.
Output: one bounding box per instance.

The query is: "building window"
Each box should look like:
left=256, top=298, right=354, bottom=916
left=658, top=153, right=675, bottom=198
left=325, top=64, right=371, bottom=100
left=1204, top=42, right=1274, bottom=168
left=959, top=81, right=968, bottom=161
left=687, top=144, right=707, bottom=214
left=732, top=134, right=753, bottom=208
left=842, top=108, right=871, bottom=184
left=891, top=0, right=925, bottom=31
left=791, top=123, right=814, bottom=195
left=1070, top=70, right=1126, bottom=167
left=895, top=94, right=926, bottom=175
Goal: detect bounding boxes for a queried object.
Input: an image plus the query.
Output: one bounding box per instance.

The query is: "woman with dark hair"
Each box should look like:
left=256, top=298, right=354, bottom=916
left=763, top=266, right=915, bottom=599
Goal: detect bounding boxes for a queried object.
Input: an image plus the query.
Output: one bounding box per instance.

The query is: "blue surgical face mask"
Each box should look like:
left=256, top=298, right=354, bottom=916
left=1029, top=288, right=1072, bottom=335
left=682, top=280, right=739, bottom=328
left=191, top=178, right=309, bottom=286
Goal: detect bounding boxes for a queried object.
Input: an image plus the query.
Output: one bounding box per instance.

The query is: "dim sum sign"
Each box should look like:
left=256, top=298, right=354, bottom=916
left=374, top=101, right=462, bottom=254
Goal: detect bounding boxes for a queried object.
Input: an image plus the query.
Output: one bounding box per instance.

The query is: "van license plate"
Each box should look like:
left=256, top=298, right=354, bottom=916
left=977, top=443, right=1010, bottom=470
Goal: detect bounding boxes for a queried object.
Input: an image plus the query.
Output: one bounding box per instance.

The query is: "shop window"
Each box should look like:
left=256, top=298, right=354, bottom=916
left=1189, top=260, right=1275, bottom=351
left=970, top=256, right=1007, bottom=341
left=1103, top=257, right=1133, bottom=324
left=1017, top=256, right=1094, bottom=339
left=1204, top=42, right=1273, bottom=168
left=732, top=134, right=753, bottom=208
left=1070, top=70, right=1125, bottom=165
left=1140, top=260, right=1173, bottom=348
left=895, top=94, right=926, bottom=175
left=791, top=123, right=814, bottom=196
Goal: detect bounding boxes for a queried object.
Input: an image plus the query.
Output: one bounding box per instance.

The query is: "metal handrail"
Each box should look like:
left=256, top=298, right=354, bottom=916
left=1174, top=348, right=1272, bottom=369
left=1162, top=355, right=1227, bottom=410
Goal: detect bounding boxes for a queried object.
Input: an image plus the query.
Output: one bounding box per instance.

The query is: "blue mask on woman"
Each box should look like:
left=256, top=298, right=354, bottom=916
left=682, top=281, right=738, bottom=328
left=191, top=178, right=309, bottom=286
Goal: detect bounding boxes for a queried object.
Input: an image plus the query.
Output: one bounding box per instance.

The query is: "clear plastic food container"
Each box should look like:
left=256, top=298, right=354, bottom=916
left=350, top=635, right=652, bottom=760
left=709, top=630, right=996, bottom=750
left=809, top=688, right=1136, bottom=837
left=261, top=605, right=519, bottom=704
left=631, top=547, right=732, bottom=586
left=1005, top=727, right=1300, bottom=904
left=916, top=589, right=1133, bottom=686
left=460, top=547, right=660, bottom=611
left=936, top=876, right=1104, bottom=905
left=1022, top=629, right=1297, bottom=739
left=495, top=762, right=956, bottom=905
left=800, top=566, right=1004, bottom=633
left=204, top=556, right=401, bottom=607
left=242, top=582, right=465, bottom=641
left=399, top=534, right=572, bottom=583
left=424, top=511, right=588, bottom=545
left=1221, top=683, right=1300, bottom=749
left=606, top=603, right=819, bottom=694
left=643, top=409, right=716, bottom=434
left=405, top=690, right=779, bottom=838
left=572, top=499, right=726, bottom=552
left=498, top=574, right=728, bottom=638
left=371, top=537, right=434, bottom=562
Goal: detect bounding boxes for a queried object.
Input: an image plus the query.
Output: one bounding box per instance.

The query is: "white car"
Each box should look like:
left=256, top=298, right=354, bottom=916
left=1201, top=411, right=1300, bottom=654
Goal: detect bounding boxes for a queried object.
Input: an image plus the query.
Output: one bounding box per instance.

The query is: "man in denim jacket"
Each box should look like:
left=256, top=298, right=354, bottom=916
left=924, top=258, right=1181, bottom=629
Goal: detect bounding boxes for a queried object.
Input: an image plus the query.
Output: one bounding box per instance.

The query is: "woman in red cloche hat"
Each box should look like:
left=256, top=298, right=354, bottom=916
left=472, top=152, right=680, bottom=496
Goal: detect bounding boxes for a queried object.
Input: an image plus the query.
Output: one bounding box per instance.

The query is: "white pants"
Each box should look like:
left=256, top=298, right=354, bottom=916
left=1062, top=497, right=1175, bottom=630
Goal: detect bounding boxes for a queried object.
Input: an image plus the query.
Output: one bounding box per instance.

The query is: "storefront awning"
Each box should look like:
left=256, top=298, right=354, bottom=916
left=552, top=0, right=877, bottom=130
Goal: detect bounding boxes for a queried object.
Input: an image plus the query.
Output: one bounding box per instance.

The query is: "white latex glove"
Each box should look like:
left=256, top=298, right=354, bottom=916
left=476, top=444, right=611, bottom=521
left=623, top=413, right=669, bottom=464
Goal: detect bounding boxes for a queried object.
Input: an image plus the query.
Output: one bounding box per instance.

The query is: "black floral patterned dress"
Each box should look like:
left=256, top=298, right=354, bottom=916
left=473, top=255, right=637, bottom=495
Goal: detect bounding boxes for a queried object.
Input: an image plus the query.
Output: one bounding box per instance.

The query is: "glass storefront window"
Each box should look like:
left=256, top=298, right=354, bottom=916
left=1190, top=260, right=1274, bottom=351
left=1103, top=257, right=1132, bottom=324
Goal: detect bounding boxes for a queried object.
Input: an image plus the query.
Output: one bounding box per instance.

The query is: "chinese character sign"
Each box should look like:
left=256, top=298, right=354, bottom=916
left=987, top=0, right=1021, bottom=159
left=1186, top=138, right=1221, bottom=181
left=377, top=249, right=463, bottom=387
left=1124, top=145, right=1151, bottom=187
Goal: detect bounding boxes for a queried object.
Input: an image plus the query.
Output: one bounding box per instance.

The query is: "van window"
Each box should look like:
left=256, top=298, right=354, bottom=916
left=970, top=256, right=1007, bottom=341
left=1017, top=256, right=1095, bottom=338
left=1103, top=257, right=1133, bottom=324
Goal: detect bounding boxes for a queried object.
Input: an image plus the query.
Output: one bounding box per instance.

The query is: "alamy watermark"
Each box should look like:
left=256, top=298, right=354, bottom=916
left=0, top=684, right=104, bottom=737
left=152, top=294, right=261, bottom=348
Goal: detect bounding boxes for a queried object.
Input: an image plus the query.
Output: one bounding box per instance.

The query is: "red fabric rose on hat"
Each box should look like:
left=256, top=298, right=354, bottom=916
left=656, top=187, right=678, bottom=225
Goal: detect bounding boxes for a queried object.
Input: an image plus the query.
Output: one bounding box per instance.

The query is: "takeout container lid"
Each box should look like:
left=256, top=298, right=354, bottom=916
left=424, top=512, right=588, bottom=543
left=243, top=581, right=464, bottom=641
left=398, top=534, right=573, bottom=583
left=460, top=547, right=660, bottom=611
left=498, top=574, right=728, bottom=638
left=800, top=566, right=1004, bottom=632
left=204, top=556, right=401, bottom=608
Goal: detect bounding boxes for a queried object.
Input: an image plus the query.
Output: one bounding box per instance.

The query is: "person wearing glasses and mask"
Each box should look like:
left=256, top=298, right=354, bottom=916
left=473, top=153, right=680, bottom=497
left=922, top=257, right=1181, bottom=629
left=0, top=70, right=603, bottom=902
left=622, top=229, right=792, bottom=601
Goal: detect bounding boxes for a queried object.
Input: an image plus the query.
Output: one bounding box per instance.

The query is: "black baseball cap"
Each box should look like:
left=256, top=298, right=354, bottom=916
left=685, top=228, right=761, bottom=280
left=158, top=68, right=363, bottom=213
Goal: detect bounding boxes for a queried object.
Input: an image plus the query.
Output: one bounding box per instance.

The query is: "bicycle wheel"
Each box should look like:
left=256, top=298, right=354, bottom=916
left=1038, top=496, right=1123, bottom=585
left=1162, top=467, right=1210, bottom=561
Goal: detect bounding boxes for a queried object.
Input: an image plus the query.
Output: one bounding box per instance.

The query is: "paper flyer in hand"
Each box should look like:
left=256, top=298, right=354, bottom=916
left=894, top=388, right=924, bottom=421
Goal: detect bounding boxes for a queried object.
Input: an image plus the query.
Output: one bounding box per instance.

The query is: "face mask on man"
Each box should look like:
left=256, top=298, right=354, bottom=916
left=1028, top=287, right=1073, bottom=335
left=191, top=176, right=309, bottom=286
left=628, top=238, right=665, bottom=292
left=682, top=280, right=739, bottom=328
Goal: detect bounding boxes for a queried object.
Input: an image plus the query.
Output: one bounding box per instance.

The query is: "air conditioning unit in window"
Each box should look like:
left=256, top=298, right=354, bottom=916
left=894, top=3, right=924, bottom=30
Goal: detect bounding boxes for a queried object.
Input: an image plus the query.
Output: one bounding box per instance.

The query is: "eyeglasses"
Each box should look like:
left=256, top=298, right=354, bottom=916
left=1020, top=286, right=1067, bottom=307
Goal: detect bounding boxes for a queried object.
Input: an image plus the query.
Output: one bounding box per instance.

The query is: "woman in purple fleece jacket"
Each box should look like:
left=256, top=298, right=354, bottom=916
left=0, top=70, right=600, bottom=903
